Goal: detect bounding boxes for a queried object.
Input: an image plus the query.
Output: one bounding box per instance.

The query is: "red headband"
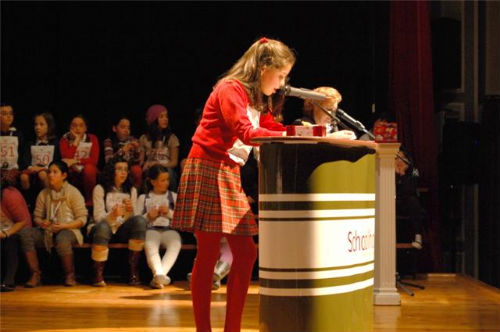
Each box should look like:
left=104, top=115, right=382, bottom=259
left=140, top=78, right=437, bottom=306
left=259, top=37, right=268, bottom=44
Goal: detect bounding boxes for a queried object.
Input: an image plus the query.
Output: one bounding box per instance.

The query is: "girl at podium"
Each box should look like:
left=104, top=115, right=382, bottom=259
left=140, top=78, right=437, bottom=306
left=171, top=37, right=294, bottom=332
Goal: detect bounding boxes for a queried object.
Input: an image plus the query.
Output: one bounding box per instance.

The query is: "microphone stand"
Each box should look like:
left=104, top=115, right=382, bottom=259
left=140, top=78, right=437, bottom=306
left=310, top=101, right=372, bottom=137
left=335, top=108, right=375, bottom=140
left=310, top=101, right=342, bottom=131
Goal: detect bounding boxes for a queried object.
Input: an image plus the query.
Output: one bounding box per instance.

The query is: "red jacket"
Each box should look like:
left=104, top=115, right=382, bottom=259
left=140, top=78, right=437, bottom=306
left=59, top=133, right=100, bottom=166
left=190, top=80, right=284, bottom=163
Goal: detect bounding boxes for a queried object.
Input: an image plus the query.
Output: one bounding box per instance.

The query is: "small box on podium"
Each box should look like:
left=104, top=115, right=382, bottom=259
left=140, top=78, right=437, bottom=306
left=286, top=125, right=326, bottom=137
left=374, top=121, right=398, bottom=142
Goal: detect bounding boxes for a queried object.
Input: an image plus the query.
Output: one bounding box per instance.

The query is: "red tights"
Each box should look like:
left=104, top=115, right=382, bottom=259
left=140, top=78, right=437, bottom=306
left=192, top=230, right=257, bottom=332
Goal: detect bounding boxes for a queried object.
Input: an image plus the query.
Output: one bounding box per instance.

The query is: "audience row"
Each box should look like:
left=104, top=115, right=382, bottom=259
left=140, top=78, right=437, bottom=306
left=0, top=103, right=180, bottom=208
left=1, top=158, right=181, bottom=291
left=0, top=101, right=260, bottom=293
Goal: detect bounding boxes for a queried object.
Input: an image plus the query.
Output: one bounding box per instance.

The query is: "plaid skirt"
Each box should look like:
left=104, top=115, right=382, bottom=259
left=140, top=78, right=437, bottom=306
left=171, top=158, right=258, bottom=236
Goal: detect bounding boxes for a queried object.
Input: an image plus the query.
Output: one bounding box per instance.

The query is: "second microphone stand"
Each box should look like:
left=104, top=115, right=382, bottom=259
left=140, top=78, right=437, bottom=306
left=310, top=101, right=375, bottom=140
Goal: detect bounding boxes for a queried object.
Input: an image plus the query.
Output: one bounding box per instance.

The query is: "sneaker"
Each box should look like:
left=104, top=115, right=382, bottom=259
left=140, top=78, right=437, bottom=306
left=150, top=278, right=164, bottom=289
left=162, top=275, right=171, bottom=286
left=154, top=274, right=169, bottom=285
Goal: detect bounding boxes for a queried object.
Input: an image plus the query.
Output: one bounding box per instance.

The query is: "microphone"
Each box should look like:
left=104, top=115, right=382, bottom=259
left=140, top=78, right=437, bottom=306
left=336, top=108, right=368, bottom=132
left=280, top=85, right=327, bottom=101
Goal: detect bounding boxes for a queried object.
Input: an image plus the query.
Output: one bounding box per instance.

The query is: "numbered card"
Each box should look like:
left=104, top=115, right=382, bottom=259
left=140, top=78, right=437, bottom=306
left=153, top=147, right=170, bottom=163
left=0, top=136, right=19, bottom=169
left=145, top=196, right=169, bottom=211
left=75, top=142, right=92, bottom=161
left=145, top=196, right=170, bottom=227
left=106, top=193, right=130, bottom=213
left=31, top=145, right=55, bottom=167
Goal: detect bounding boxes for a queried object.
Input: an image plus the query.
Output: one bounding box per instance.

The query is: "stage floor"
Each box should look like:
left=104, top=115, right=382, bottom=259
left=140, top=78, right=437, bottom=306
left=1, top=273, right=499, bottom=331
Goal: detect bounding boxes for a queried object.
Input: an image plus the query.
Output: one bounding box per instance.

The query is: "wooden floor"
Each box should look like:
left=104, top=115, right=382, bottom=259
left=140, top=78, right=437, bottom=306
left=1, top=273, right=499, bottom=332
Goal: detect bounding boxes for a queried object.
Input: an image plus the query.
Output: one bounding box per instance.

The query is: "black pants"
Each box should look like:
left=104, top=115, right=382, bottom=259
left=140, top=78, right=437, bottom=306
left=396, top=196, right=425, bottom=242
left=1, top=234, right=21, bottom=285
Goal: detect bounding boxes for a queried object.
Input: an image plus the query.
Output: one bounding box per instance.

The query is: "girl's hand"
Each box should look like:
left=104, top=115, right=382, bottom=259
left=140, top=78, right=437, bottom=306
left=159, top=204, right=169, bottom=216
left=40, top=219, right=52, bottom=229
left=51, top=222, right=66, bottom=233
left=148, top=207, right=160, bottom=220
left=111, top=204, right=124, bottom=218
left=70, top=131, right=82, bottom=147
left=328, top=130, right=356, bottom=140
left=123, top=198, right=134, bottom=213
left=395, top=157, right=409, bottom=176
left=121, top=143, right=132, bottom=153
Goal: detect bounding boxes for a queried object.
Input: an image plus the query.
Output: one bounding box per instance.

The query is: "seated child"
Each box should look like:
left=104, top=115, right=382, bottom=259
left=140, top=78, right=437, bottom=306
left=137, top=165, right=181, bottom=289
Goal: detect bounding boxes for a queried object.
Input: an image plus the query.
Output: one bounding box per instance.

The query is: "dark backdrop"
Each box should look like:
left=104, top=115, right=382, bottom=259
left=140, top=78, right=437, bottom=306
left=1, top=1, right=389, bottom=147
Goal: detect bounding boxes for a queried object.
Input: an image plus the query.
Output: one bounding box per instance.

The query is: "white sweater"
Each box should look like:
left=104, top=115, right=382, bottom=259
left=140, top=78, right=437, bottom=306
left=92, top=185, right=138, bottom=233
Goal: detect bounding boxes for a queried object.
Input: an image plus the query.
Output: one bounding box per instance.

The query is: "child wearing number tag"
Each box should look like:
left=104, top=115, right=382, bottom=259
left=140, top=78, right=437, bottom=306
left=137, top=164, right=181, bottom=289
left=20, top=113, right=60, bottom=192
left=60, top=114, right=100, bottom=207
left=0, top=103, right=26, bottom=186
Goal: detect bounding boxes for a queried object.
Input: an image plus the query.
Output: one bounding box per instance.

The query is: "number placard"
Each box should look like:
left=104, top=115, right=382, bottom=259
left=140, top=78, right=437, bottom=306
left=105, top=193, right=130, bottom=213
left=0, top=136, right=19, bottom=169
left=145, top=196, right=170, bottom=227
left=31, top=145, right=55, bottom=167
left=75, top=142, right=92, bottom=161
left=154, top=147, right=170, bottom=163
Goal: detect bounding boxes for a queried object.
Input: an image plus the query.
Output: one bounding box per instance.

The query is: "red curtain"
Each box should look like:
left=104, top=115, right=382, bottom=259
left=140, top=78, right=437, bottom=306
left=389, top=0, right=441, bottom=271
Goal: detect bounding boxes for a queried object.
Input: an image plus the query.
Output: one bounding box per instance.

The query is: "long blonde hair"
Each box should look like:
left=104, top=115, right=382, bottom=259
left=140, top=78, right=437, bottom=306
left=220, top=37, right=296, bottom=114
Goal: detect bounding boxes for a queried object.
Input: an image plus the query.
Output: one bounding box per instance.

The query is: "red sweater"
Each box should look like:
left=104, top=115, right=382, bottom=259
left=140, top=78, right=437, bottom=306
left=260, top=112, right=286, bottom=131
left=1, top=187, right=32, bottom=228
left=59, top=133, right=100, bottom=166
left=190, top=80, right=284, bottom=163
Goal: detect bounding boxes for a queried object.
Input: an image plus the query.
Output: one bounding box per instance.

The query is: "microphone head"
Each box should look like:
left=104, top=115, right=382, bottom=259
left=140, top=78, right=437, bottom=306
left=279, top=85, right=290, bottom=96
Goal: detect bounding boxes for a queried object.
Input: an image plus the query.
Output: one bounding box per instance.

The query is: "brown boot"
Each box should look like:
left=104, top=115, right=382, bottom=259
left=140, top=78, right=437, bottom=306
left=24, top=250, right=41, bottom=288
left=92, top=261, right=106, bottom=287
left=128, top=250, right=141, bottom=286
left=61, top=254, right=76, bottom=286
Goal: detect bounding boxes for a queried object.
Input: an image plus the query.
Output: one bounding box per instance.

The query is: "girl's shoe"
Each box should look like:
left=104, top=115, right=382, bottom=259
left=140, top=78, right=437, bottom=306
left=412, top=234, right=423, bottom=249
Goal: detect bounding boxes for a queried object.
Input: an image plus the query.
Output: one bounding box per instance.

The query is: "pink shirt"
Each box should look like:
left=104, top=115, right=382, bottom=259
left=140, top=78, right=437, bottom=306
left=1, top=187, right=32, bottom=229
